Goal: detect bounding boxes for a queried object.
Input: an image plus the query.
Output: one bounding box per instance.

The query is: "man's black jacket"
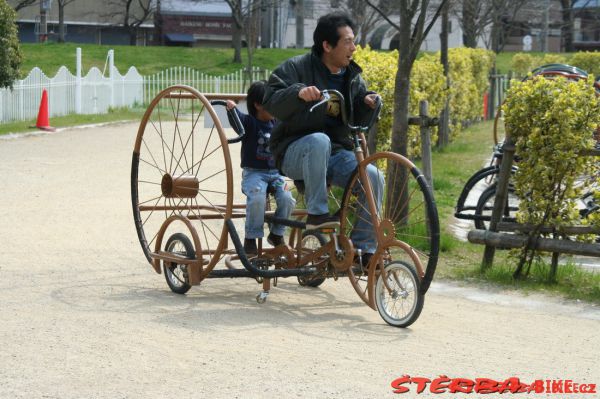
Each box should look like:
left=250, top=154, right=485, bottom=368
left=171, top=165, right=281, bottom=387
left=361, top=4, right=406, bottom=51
left=263, top=50, right=373, bottom=169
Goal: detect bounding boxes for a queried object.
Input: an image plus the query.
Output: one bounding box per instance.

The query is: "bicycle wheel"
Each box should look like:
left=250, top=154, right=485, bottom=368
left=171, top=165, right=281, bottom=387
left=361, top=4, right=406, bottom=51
left=340, top=152, right=440, bottom=294
left=375, top=261, right=424, bottom=328
left=163, top=233, right=194, bottom=294
left=474, top=184, right=519, bottom=230
left=455, top=165, right=517, bottom=227
left=131, top=85, right=234, bottom=277
left=297, top=230, right=327, bottom=288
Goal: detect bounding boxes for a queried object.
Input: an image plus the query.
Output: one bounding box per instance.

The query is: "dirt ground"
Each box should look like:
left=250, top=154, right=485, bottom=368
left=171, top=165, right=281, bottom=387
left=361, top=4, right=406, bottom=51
left=1, top=122, right=599, bottom=399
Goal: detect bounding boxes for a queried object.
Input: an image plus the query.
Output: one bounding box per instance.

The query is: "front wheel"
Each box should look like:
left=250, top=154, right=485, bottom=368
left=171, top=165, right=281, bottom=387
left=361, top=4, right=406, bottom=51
left=375, top=261, right=424, bottom=328
left=163, top=233, right=194, bottom=294
left=340, top=151, right=440, bottom=296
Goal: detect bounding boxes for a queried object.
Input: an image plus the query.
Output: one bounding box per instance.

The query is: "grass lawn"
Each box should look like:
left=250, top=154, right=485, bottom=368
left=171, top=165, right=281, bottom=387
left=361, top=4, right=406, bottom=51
left=19, top=43, right=305, bottom=78
left=19, top=43, right=576, bottom=78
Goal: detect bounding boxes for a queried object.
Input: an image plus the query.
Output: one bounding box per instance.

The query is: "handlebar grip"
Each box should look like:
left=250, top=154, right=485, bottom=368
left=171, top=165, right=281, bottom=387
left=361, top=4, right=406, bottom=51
left=363, top=96, right=383, bottom=131
left=210, top=100, right=246, bottom=144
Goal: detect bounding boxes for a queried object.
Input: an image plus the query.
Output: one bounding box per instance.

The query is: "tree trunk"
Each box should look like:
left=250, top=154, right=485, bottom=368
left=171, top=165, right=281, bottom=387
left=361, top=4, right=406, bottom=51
left=462, top=0, right=478, bottom=48
left=58, top=2, right=66, bottom=43
left=438, top=0, right=450, bottom=148
left=129, top=29, right=137, bottom=45
left=561, top=1, right=574, bottom=52
left=232, top=24, right=243, bottom=63
left=295, top=0, right=304, bottom=49
left=388, top=60, right=412, bottom=223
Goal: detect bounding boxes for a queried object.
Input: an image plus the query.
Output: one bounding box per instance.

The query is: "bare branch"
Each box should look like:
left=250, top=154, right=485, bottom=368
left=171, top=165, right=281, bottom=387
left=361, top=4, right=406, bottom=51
left=365, top=0, right=401, bottom=31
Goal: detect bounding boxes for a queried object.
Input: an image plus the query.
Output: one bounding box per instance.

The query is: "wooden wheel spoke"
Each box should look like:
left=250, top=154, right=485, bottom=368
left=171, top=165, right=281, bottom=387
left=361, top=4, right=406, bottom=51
left=141, top=138, right=167, bottom=177
left=198, top=167, right=226, bottom=185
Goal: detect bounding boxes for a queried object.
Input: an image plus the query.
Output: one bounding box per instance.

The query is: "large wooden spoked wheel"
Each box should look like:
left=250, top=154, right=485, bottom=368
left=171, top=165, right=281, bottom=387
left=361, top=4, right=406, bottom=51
left=340, top=152, right=440, bottom=309
left=131, top=85, right=234, bottom=278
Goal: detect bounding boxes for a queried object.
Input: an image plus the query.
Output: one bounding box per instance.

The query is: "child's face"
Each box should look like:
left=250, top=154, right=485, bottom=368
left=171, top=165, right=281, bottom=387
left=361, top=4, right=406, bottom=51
left=255, top=103, right=274, bottom=122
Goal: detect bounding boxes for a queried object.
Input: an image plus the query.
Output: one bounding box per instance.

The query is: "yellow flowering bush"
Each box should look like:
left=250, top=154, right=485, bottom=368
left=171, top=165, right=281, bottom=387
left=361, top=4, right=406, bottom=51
left=570, top=51, right=600, bottom=76
left=354, top=46, right=493, bottom=157
left=504, top=76, right=600, bottom=238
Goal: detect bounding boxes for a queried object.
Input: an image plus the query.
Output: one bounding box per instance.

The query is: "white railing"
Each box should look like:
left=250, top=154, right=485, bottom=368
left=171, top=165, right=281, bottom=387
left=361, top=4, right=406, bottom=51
left=0, top=64, right=144, bottom=124
left=143, top=66, right=271, bottom=103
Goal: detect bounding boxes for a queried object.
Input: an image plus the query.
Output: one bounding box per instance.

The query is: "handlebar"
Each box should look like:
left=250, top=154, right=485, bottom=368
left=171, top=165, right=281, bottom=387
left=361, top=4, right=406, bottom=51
left=309, top=89, right=382, bottom=133
left=210, top=100, right=246, bottom=144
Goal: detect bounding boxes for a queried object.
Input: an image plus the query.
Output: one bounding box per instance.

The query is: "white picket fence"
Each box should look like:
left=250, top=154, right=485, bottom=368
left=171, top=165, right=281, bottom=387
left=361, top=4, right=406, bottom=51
left=143, top=66, right=271, bottom=104
left=0, top=65, right=144, bottom=124
left=0, top=60, right=271, bottom=124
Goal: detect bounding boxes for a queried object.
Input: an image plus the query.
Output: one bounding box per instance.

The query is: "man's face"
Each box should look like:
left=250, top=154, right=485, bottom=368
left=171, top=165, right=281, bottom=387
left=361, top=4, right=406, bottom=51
left=324, top=26, right=356, bottom=71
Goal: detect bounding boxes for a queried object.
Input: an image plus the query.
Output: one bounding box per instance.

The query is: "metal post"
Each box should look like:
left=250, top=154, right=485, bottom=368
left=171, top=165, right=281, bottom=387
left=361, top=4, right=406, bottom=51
left=419, top=100, right=433, bottom=189
left=75, top=47, right=82, bottom=114
left=108, top=49, right=115, bottom=108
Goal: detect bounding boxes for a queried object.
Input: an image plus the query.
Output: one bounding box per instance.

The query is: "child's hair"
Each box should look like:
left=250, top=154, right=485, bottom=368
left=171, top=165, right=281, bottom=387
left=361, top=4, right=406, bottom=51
left=246, top=80, right=267, bottom=118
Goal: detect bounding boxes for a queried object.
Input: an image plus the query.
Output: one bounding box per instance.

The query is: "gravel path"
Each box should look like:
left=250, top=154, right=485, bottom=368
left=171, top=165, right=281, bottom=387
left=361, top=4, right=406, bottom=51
left=0, top=122, right=598, bottom=398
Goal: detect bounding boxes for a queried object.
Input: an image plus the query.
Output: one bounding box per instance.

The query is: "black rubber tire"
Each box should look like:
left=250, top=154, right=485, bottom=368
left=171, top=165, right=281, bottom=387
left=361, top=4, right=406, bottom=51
left=474, top=185, right=519, bottom=230
left=375, top=261, right=424, bottom=328
left=297, top=230, right=327, bottom=288
left=163, top=233, right=194, bottom=295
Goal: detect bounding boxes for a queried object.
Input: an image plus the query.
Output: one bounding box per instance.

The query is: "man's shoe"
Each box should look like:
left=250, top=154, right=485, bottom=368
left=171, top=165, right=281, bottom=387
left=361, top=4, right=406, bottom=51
left=243, top=238, right=257, bottom=256
left=306, top=213, right=340, bottom=230
left=267, top=233, right=285, bottom=247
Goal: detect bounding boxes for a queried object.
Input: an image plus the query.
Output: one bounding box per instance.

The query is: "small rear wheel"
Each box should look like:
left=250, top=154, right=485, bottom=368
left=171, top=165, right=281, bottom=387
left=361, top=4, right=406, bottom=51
left=163, top=233, right=194, bottom=294
left=375, top=261, right=424, bottom=328
left=297, top=230, right=327, bottom=287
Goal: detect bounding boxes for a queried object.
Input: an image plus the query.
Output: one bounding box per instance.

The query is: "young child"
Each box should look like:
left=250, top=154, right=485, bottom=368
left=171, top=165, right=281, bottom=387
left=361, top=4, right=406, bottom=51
left=226, top=80, right=296, bottom=255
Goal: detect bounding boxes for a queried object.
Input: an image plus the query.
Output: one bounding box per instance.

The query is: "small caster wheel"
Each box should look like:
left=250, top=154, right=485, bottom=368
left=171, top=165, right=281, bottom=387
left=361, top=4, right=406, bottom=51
left=256, top=292, right=268, bottom=304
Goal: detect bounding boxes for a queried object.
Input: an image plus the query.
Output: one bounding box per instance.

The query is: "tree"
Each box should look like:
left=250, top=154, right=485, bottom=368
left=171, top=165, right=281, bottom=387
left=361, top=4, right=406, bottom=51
left=330, top=0, right=392, bottom=46
left=57, top=0, right=80, bottom=43
left=12, top=0, right=35, bottom=11
left=454, top=0, right=530, bottom=51
left=559, top=0, right=575, bottom=52
left=224, top=0, right=280, bottom=82
left=224, top=0, right=244, bottom=63
left=365, top=0, right=447, bottom=221
left=104, top=0, right=155, bottom=45
left=291, top=0, right=304, bottom=48
left=0, top=0, right=22, bottom=88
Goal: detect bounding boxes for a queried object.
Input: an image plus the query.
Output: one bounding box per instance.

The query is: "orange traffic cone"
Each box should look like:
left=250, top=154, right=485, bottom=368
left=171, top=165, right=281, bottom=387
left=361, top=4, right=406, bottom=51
left=34, top=89, right=55, bottom=131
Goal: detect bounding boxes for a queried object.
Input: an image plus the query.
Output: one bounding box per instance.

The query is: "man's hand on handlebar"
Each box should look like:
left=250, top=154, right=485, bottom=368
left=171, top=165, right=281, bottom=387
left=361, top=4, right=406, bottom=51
left=364, top=93, right=380, bottom=109
left=298, top=86, right=322, bottom=102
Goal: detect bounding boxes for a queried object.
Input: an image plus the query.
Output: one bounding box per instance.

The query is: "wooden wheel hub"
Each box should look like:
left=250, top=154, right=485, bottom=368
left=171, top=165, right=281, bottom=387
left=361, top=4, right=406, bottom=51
left=161, top=174, right=199, bottom=198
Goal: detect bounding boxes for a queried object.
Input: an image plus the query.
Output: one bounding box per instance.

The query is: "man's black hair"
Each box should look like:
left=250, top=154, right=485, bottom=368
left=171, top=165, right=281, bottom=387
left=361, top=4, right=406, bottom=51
left=311, top=12, right=356, bottom=57
left=247, top=80, right=267, bottom=118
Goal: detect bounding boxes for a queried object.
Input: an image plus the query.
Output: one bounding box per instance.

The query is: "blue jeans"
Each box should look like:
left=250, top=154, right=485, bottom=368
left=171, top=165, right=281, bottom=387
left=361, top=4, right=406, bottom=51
left=281, top=133, right=384, bottom=253
left=242, top=168, right=296, bottom=239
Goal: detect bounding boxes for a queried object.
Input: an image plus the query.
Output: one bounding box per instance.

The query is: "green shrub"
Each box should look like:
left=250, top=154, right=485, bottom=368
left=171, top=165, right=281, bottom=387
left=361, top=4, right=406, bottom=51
left=570, top=51, right=600, bottom=76
left=503, top=76, right=600, bottom=272
left=510, top=53, right=541, bottom=77
left=0, top=0, right=22, bottom=88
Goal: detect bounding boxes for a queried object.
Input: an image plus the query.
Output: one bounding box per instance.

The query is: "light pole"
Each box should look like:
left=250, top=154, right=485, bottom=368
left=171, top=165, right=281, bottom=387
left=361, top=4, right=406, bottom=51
left=39, top=0, right=52, bottom=43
